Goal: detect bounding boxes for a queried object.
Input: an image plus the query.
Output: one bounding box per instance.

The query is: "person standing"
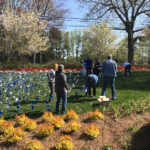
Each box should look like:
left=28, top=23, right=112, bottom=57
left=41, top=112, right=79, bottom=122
left=86, top=57, right=92, bottom=76
left=85, top=74, right=98, bottom=96
left=101, top=55, right=117, bottom=100
left=55, top=64, right=70, bottom=114
left=47, top=63, right=58, bottom=102
left=93, top=58, right=101, bottom=77
left=123, top=62, right=131, bottom=76
left=82, top=58, right=87, bottom=76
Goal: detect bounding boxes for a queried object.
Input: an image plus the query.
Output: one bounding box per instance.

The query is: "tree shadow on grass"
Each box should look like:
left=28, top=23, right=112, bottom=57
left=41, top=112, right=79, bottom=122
left=130, top=123, right=150, bottom=150
left=5, top=110, right=44, bottom=120
left=25, top=111, right=44, bottom=119
left=68, top=95, right=97, bottom=103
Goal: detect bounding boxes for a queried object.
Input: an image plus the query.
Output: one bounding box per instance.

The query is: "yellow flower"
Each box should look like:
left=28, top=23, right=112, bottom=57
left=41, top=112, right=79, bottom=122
left=6, top=127, right=26, bottom=143
left=15, top=114, right=28, bottom=125
left=42, top=111, right=54, bottom=122
left=89, top=109, right=104, bottom=120
left=22, top=118, right=36, bottom=131
left=36, top=123, right=54, bottom=138
left=0, top=121, right=14, bottom=134
left=64, top=121, right=81, bottom=133
left=25, top=138, right=42, bottom=150
left=56, top=135, right=73, bottom=150
left=53, top=116, right=65, bottom=129
left=64, top=110, right=78, bottom=121
left=84, top=124, right=100, bottom=138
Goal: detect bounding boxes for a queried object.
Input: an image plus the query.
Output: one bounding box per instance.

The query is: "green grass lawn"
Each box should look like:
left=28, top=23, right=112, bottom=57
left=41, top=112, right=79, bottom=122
left=1, top=71, right=150, bottom=120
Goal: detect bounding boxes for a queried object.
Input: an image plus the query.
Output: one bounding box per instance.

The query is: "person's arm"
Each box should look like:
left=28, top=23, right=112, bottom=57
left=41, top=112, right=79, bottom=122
left=101, top=62, right=105, bottom=74
left=114, top=62, right=117, bottom=74
left=47, top=71, right=51, bottom=81
left=62, top=74, right=69, bottom=91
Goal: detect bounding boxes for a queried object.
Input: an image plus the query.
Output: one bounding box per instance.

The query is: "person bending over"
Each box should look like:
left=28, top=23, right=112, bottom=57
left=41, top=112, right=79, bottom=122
left=86, top=74, right=98, bottom=96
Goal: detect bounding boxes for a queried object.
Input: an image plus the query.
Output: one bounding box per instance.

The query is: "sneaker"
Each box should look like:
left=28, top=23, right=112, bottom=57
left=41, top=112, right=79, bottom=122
left=61, top=111, right=65, bottom=114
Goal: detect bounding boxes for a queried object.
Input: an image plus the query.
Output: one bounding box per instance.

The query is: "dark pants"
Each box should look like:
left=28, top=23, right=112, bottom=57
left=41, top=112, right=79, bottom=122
left=124, top=64, right=131, bottom=76
left=48, top=82, right=55, bottom=102
left=56, top=91, right=67, bottom=114
left=87, top=84, right=96, bottom=96
left=101, top=77, right=116, bottom=100
left=86, top=67, right=92, bottom=76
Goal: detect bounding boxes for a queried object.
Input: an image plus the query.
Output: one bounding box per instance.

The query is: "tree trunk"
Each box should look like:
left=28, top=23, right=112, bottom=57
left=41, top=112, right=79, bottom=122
left=148, top=48, right=150, bottom=65
left=127, top=30, right=134, bottom=65
left=33, top=52, right=36, bottom=64
left=40, top=52, right=42, bottom=64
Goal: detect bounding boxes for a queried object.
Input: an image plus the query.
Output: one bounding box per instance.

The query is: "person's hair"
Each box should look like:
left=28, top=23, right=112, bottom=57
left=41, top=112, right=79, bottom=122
left=58, top=64, right=64, bottom=71
left=108, top=54, right=112, bottom=59
left=87, top=76, right=93, bottom=83
left=54, top=63, right=58, bottom=70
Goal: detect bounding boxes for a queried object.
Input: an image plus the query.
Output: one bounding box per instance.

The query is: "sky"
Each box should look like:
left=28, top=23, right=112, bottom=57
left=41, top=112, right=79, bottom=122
left=62, top=0, right=149, bottom=40
left=62, top=0, right=126, bottom=40
left=63, top=0, right=89, bottom=32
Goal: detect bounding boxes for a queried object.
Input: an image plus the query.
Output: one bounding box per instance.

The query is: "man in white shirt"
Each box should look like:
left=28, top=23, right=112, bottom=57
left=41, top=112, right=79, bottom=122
left=123, top=62, right=131, bottom=76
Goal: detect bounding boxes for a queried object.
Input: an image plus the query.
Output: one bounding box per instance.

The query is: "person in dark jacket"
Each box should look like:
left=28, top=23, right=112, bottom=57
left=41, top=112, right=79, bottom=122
left=86, top=57, right=92, bottom=76
left=93, top=59, right=101, bottom=76
left=55, top=64, right=70, bottom=114
left=85, top=74, right=98, bottom=96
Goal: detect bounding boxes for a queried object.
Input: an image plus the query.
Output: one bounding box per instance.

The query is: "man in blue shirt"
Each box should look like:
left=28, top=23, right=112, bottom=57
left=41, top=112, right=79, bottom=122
left=101, top=55, right=117, bottom=100
left=123, top=62, right=131, bottom=76
left=86, top=57, right=92, bottom=76
left=86, top=74, right=98, bottom=96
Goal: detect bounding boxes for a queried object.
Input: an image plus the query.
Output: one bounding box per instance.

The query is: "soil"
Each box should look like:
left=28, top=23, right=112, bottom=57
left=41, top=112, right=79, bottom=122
left=0, top=111, right=150, bottom=150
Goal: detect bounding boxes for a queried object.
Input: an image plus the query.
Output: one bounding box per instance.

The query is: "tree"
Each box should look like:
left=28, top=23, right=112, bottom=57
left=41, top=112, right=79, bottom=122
left=1, top=0, right=68, bottom=63
left=70, top=31, right=75, bottom=58
left=1, top=0, right=67, bottom=26
left=74, top=30, right=82, bottom=60
left=63, top=32, right=71, bottom=59
left=81, top=23, right=117, bottom=61
left=0, top=8, right=48, bottom=62
left=143, top=26, right=150, bottom=64
left=48, top=27, right=62, bottom=60
left=78, top=0, right=150, bottom=64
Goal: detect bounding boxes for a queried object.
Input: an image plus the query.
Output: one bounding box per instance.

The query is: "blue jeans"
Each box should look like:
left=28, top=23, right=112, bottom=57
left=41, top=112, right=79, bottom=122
left=101, top=77, right=116, bottom=99
left=56, top=91, right=67, bottom=113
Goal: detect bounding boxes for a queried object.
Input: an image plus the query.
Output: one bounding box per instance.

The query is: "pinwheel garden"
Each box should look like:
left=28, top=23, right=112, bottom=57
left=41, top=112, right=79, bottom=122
left=0, top=68, right=149, bottom=150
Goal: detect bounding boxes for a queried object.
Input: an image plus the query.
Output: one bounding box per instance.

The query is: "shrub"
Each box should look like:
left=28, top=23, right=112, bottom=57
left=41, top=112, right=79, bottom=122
left=15, top=114, right=28, bottom=125
left=0, top=116, right=5, bottom=126
left=53, top=116, right=65, bottom=129
left=88, top=109, right=104, bottom=120
left=25, top=139, right=42, bottom=150
left=6, top=127, right=26, bottom=143
left=22, top=118, right=37, bottom=131
left=42, top=111, right=54, bottom=122
left=0, top=121, right=14, bottom=134
left=64, top=110, right=78, bottom=121
left=36, top=123, right=54, bottom=138
left=56, top=135, right=73, bottom=150
left=84, top=124, right=100, bottom=138
left=64, top=121, right=81, bottom=133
